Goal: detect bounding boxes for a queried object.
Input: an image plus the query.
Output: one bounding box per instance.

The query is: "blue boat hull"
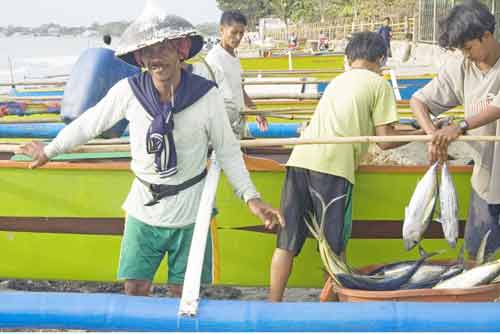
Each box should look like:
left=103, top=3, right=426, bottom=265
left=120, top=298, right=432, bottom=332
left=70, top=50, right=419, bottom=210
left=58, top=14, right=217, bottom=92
left=1, top=292, right=500, bottom=332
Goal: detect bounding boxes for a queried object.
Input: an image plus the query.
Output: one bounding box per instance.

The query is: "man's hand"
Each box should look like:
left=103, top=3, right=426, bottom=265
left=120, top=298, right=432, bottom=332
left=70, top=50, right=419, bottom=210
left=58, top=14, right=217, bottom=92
left=431, top=124, right=462, bottom=147
left=256, top=115, right=269, bottom=132
left=247, top=198, right=284, bottom=230
left=427, top=142, right=448, bottom=163
left=0, top=105, right=8, bottom=117
left=428, top=124, right=462, bottom=162
left=18, top=141, right=49, bottom=168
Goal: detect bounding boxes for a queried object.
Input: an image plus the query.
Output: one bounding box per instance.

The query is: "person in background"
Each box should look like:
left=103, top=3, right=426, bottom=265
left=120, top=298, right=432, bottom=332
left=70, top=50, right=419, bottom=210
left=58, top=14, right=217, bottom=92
left=319, top=31, right=329, bottom=51
left=289, top=32, right=298, bottom=50
left=411, top=0, right=500, bottom=259
left=400, top=33, right=414, bottom=63
left=206, top=11, right=268, bottom=138
left=103, top=34, right=112, bottom=46
left=269, top=32, right=425, bottom=302
left=377, top=17, right=392, bottom=58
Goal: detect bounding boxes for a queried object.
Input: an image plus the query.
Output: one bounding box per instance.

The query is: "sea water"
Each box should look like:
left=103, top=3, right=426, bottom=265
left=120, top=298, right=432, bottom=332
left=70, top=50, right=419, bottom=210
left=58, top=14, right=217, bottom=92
left=0, top=36, right=107, bottom=91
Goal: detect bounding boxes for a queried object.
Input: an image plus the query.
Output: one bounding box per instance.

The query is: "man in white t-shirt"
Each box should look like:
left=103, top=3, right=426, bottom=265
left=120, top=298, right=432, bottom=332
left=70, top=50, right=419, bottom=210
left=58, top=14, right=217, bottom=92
left=206, top=11, right=268, bottom=138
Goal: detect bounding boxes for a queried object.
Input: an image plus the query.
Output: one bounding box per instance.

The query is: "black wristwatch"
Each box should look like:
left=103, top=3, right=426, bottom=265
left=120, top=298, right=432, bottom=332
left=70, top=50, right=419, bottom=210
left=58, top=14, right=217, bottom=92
left=458, top=120, right=469, bottom=134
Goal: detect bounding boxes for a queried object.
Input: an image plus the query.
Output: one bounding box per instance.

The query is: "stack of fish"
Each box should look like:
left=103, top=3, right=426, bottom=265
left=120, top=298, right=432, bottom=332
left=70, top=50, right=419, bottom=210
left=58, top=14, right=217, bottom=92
left=309, top=165, right=500, bottom=292
left=334, top=234, right=500, bottom=291
left=403, top=162, right=459, bottom=251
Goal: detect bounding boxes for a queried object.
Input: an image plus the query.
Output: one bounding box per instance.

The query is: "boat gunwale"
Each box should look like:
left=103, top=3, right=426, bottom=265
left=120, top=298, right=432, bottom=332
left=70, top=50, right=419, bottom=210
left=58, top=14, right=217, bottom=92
left=0, top=157, right=474, bottom=173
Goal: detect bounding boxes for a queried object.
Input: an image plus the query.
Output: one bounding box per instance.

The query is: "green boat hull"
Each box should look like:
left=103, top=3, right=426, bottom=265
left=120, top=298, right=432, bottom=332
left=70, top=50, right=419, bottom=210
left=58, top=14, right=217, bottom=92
left=0, top=155, right=472, bottom=287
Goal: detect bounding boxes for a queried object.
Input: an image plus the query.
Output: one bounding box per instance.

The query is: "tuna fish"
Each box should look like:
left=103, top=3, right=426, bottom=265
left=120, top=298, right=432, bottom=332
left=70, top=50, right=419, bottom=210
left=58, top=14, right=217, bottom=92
left=336, top=246, right=435, bottom=291
left=402, top=247, right=465, bottom=289
left=438, top=162, right=459, bottom=248
left=433, top=259, right=500, bottom=289
left=403, top=162, right=439, bottom=250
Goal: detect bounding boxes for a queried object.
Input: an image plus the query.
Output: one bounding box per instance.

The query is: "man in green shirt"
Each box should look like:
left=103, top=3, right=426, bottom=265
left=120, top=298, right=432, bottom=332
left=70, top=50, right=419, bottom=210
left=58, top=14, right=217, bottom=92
left=269, top=32, right=424, bottom=302
left=411, top=0, right=500, bottom=259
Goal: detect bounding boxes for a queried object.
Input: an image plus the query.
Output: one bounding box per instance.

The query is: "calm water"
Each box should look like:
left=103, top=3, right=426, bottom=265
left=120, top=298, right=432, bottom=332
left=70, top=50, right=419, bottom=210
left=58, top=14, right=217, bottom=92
left=0, top=36, right=109, bottom=85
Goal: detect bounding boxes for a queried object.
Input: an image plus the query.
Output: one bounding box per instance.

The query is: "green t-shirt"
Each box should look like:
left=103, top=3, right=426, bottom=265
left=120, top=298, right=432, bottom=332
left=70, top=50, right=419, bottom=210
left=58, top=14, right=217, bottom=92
left=287, top=69, right=399, bottom=184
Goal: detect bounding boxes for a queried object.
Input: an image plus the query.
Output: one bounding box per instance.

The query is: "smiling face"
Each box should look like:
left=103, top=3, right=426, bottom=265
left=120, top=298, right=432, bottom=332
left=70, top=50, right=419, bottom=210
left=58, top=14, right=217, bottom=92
left=138, top=39, right=182, bottom=83
left=220, top=22, right=246, bottom=51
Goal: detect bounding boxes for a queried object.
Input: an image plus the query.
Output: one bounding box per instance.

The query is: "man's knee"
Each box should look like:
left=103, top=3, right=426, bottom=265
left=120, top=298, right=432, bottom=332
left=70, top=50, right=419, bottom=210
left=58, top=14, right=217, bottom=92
left=272, top=248, right=295, bottom=265
left=124, top=280, right=151, bottom=296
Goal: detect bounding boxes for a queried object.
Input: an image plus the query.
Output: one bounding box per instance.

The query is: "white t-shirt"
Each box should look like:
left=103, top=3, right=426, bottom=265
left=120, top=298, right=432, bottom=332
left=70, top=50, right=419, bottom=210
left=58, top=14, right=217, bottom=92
left=44, top=78, right=260, bottom=228
left=206, top=44, right=245, bottom=135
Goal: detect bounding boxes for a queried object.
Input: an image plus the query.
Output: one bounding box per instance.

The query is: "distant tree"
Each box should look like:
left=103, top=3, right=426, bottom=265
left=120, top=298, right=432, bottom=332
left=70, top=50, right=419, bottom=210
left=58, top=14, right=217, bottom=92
left=196, top=22, right=219, bottom=37
left=215, top=0, right=273, bottom=28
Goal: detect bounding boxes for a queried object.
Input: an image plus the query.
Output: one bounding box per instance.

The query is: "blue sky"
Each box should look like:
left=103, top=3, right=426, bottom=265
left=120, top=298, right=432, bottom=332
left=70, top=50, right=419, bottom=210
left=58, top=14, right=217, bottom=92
left=3, top=0, right=222, bottom=27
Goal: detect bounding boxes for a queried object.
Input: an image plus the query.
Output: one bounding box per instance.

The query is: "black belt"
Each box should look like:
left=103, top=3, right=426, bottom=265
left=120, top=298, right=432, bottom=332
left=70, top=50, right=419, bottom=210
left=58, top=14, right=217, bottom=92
left=137, top=169, right=208, bottom=206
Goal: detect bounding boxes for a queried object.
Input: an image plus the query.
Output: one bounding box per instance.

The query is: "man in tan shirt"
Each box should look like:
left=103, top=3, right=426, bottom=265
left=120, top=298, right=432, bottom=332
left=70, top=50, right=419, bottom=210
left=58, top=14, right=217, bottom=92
left=411, top=0, right=500, bottom=258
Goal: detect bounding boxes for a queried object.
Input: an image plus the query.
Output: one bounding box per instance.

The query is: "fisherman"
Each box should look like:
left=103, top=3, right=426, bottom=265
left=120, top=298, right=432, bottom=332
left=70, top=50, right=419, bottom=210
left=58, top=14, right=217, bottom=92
left=206, top=11, right=268, bottom=138
left=269, top=32, right=425, bottom=302
left=19, top=3, right=283, bottom=297
left=377, top=17, right=392, bottom=58
left=411, top=0, right=500, bottom=259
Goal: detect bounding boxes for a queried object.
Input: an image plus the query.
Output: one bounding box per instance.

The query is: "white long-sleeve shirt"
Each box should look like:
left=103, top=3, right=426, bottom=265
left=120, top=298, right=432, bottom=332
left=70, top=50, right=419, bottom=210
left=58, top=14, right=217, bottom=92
left=45, top=78, right=260, bottom=228
left=206, top=44, right=245, bottom=136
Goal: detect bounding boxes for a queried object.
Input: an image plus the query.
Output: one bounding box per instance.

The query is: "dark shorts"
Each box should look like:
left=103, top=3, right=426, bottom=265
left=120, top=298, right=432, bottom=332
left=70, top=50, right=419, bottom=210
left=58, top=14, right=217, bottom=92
left=465, top=189, right=500, bottom=258
left=277, top=166, right=353, bottom=256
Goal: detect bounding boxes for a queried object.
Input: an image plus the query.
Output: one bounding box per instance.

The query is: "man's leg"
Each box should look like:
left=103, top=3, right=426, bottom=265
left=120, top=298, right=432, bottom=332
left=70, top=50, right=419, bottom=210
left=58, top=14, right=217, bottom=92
left=464, top=190, right=500, bottom=259
left=124, top=279, right=152, bottom=296
left=167, top=224, right=213, bottom=295
left=269, top=248, right=294, bottom=302
left=309, top=172, right=352, bottom=256
left=269, top=167, right=311, bottom=302
left=118, top=216, right=168, bottom=296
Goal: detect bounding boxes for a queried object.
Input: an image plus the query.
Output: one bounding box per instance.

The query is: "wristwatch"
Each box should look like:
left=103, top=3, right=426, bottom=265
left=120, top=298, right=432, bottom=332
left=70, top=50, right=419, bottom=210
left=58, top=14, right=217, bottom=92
left=458, top=119, right=469, bottom=134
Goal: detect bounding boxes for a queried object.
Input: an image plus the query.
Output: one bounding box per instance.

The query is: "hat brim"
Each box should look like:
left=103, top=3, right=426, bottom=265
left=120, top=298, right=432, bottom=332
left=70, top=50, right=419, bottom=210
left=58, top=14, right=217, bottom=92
left=117, top=35, right=204, bottom=68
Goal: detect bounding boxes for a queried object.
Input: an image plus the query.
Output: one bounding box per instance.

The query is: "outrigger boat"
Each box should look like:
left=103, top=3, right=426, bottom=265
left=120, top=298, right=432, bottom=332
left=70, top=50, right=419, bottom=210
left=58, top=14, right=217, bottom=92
left=0, top=145, right=471, bottom=287
left=0, top=48, right=467, bottom=288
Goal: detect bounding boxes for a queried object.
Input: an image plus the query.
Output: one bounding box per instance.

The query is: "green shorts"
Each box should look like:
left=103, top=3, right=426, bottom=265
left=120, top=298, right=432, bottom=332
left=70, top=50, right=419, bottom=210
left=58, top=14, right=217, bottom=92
left=118, top=215, right=213, bottom=285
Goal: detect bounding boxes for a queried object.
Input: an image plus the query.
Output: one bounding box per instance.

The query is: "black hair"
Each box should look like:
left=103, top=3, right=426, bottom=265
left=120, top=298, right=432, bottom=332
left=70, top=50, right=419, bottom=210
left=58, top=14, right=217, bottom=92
left=103, top=34, right=112, bottom=45
left=345, top=32, right=387, bottom=63
left=438, top=0, right=495, bottom=49
left=220, top=11, right=247, bottom=26
left=383, top=17, right=391, bottom=22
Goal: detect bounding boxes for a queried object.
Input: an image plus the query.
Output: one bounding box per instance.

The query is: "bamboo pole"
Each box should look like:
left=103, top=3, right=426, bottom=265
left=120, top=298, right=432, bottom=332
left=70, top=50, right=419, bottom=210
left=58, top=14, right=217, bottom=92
left=3, top=135, right=500, bottom=154
left=242, top=110, right=314, bottom=116
left=249, top=92, right=321, bottom=100
left=242, top=69, right=343, bottom=76
left=244, top=107, right=315, bottom=113
left=239, top=135, right=500, bottom=148
left=242, top=79, right=329, bottom=85
left=0, top=96, right=62, bottom=102
left=0, top=118, right=61, bottom=124
left=0, top=144, right=131, bottom=154
left=243, top=110, right=465, bottom=117
left=0, top=81, right=66, bottom=87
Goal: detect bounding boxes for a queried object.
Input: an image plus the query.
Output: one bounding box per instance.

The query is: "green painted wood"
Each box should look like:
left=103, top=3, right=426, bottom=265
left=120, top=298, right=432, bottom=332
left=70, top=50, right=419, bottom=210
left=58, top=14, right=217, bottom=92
left=0, top=164, right=474, bottom=287
left=11, top=152, right=131, bottom=161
